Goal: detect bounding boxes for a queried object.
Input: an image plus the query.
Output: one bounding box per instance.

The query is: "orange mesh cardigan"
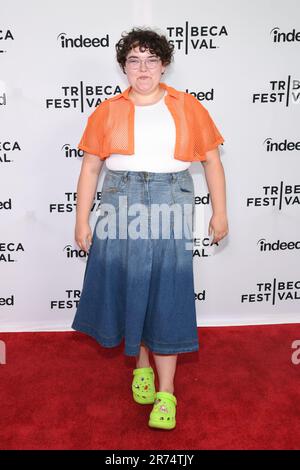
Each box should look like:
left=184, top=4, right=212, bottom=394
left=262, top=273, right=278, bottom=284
left=77, top=82, right=225, bottom=162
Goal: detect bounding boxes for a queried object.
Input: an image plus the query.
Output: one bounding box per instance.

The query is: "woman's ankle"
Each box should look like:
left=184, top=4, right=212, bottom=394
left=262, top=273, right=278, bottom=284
left=136, top=343, right=151, bottom=369
left=136, top=361, right=151, bottom=369
left=158, top=386, right=175, bottom=395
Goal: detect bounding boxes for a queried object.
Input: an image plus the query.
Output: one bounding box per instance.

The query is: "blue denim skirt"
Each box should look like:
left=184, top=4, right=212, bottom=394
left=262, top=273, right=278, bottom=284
left=71, top=168, right=199, bottom=357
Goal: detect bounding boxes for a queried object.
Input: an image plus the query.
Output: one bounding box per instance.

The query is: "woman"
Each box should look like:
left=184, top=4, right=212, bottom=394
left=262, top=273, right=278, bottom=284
left=71, top=27, right=228, bottom=430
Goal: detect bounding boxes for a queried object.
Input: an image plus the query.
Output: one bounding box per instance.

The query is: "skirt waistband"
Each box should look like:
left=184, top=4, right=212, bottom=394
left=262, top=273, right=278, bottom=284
left=106, top=168, right=191, bottom=182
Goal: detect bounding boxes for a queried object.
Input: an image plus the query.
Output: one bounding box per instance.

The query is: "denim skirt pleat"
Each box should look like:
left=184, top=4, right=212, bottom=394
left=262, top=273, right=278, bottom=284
left=71, top=168, right=199, bottom=357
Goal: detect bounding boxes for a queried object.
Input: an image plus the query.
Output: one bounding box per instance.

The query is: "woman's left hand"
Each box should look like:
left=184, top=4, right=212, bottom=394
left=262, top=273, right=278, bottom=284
left=208, top=213, right=229, bottom=244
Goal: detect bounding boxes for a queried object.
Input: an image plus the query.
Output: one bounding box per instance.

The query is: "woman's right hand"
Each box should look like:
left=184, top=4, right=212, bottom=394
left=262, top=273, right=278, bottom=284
left=75, top=221, right=92, bottom=253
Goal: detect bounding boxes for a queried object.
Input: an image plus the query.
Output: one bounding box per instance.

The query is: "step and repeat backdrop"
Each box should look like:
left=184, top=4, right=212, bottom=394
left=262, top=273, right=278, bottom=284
left=1, top=0, right=299, bottom=332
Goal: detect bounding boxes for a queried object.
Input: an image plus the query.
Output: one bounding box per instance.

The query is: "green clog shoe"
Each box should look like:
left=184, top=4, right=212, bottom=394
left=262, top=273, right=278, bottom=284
left=148, top=391, right=177, bottom=430
left=132, top=366, right=156, bottom=404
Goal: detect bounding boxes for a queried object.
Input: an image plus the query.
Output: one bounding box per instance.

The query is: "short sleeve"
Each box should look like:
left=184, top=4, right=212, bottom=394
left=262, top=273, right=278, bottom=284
left=77, top=102, right=108, bottom=159
left=201, top=109, right=224, bottom=150
left=188, top=94, right=225, bottom=160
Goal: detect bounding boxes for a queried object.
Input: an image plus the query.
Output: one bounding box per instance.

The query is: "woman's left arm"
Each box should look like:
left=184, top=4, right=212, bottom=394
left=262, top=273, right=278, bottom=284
left=201, top=147, right=229, bottom=244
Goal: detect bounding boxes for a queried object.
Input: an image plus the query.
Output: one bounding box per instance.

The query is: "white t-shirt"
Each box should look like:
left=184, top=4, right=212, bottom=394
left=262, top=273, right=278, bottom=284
left=105, top=90, right=191, bottom=172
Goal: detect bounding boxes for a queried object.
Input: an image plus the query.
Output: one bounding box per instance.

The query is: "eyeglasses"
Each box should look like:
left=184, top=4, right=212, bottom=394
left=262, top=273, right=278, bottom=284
left=125, top=57, right=161, bottom=70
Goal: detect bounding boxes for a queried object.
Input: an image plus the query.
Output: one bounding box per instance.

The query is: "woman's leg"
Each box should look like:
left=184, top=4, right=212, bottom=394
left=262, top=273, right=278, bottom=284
left=135, top=347, right=178, bottom=395
left=153, top=353, right=178, bottom=395
left=136, top=342, right=151, bottom=368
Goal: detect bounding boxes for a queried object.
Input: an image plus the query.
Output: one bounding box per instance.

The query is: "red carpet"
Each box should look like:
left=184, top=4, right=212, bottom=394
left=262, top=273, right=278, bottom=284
left=0, top=324, right=300, bottom=450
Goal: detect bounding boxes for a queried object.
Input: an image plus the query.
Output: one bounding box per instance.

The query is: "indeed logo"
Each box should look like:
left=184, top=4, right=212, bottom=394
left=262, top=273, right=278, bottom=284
left=63, top=244, right=87, bottom=259
left=0, top=91, right=7, bottom=106
left=270, top=27, right=300, bottom=43
left=186, top=88, right=215, bottom=101
left=0, top=198, right=12, bottom=210
left=57, top=32, right=109, bottom=48
left=257, top=238, right=300, bottom=252
left=61, top=144, right=84, bottom=159
left=263, top=138, right=300, bottom=152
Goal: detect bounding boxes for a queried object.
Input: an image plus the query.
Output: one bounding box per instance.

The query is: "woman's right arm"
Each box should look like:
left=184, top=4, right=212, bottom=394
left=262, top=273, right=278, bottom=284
left=75, top=152, right=104, bottom=253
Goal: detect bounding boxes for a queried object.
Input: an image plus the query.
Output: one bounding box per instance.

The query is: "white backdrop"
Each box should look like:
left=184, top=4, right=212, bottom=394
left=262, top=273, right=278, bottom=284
left=1, top=0, right=299, bottom=332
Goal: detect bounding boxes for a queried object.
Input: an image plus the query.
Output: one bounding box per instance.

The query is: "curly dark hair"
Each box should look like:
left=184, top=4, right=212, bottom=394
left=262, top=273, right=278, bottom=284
left=115, top=27, right=175, bottom=74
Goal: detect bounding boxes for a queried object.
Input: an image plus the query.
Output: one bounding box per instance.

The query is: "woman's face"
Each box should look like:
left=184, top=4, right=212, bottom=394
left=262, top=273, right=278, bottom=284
left=124, top=45, right=166, bottom=94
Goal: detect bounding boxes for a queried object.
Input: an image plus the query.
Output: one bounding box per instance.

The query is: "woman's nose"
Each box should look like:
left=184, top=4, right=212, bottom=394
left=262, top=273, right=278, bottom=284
left=139, top=60, right=147, bottom=71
